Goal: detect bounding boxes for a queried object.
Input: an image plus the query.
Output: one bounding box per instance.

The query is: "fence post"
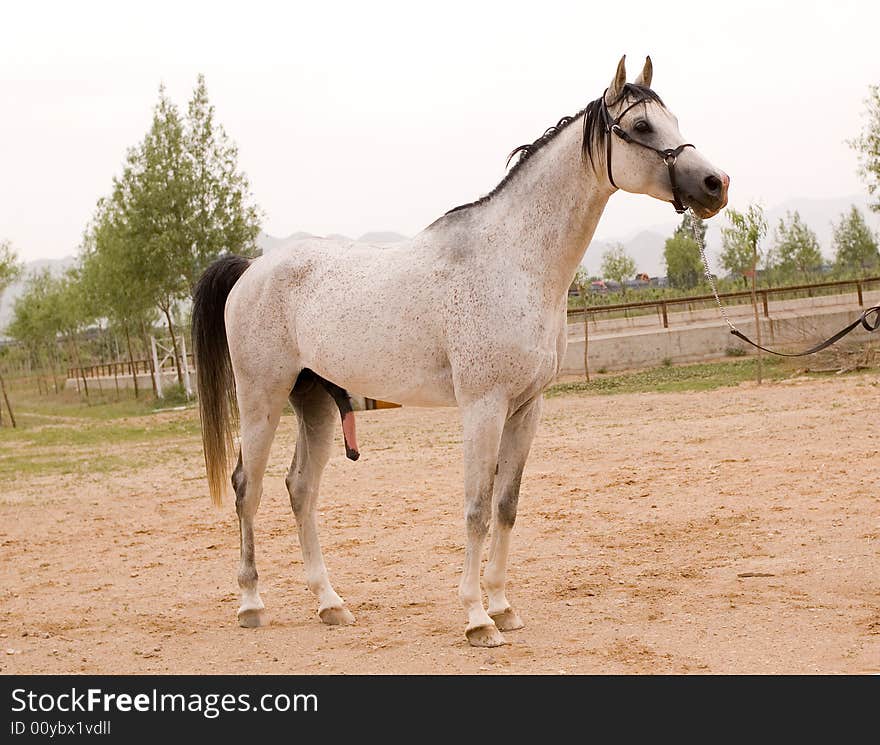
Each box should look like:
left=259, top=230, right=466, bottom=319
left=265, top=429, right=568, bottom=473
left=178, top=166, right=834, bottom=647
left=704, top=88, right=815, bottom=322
left=660, top=301, right=669, bottom=329
left=582, top=301, right=590, bottom=382
left=151, top=335, right=164, bottom=399
left=762, top=291, right=769, bottom=318
left=0, top=370, right=16, bottom=428
left=856, top=281, right=863, bottom=307
left=179, top=332, right=193, bottom=398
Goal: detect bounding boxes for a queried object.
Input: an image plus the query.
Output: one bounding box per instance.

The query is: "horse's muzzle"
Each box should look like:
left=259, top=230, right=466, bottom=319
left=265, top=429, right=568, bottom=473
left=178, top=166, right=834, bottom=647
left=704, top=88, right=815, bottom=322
left=684, top=171, right=729, bottom=218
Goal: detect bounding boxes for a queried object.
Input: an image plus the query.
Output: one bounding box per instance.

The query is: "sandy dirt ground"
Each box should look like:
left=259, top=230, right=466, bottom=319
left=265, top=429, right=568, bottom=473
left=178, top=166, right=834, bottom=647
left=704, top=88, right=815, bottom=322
left=2, top=374, right=878, bottom=674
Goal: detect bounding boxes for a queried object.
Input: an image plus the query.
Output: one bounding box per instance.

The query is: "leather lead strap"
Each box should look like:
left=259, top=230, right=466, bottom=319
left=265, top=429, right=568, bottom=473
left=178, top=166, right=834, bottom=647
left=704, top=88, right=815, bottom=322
left=730, top=305, right=880, bottom=358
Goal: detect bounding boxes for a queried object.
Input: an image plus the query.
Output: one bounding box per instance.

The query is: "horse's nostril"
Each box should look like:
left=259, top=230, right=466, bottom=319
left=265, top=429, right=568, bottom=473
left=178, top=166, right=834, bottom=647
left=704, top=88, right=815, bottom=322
left=704, top=174, right=722, bottom=193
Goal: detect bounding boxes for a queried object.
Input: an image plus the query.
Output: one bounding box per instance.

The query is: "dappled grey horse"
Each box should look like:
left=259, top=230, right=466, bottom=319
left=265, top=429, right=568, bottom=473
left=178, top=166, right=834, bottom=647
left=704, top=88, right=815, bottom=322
left=192, top=56, right=729, bottom=647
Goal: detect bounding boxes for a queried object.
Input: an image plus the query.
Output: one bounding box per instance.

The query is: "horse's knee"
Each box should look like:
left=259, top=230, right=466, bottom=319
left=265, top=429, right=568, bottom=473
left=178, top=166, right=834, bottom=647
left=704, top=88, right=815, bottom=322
left=495, top=471, right=523, bottom=527
left=496, top=489, right=519, bottom=528
left=466, top=498, right=491, bottom=537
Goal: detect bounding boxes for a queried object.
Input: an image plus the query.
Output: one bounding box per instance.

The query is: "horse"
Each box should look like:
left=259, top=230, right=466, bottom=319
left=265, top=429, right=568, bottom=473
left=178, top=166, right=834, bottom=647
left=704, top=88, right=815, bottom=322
left=191, top=55, right=729, bottom=647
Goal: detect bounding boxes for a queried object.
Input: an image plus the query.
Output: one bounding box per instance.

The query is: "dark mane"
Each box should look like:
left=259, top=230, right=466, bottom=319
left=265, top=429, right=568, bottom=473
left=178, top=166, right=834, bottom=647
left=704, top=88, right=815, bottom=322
left=443, top=113, right=583, bottom=216
left=441, top=83, right=664, bottom=218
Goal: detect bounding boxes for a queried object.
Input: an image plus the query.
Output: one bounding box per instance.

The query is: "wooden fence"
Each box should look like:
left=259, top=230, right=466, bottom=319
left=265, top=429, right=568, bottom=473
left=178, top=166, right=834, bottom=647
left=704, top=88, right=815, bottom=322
left=567, top=276, right=880, bottom=329
left=68, top=353, right=194, bottom=381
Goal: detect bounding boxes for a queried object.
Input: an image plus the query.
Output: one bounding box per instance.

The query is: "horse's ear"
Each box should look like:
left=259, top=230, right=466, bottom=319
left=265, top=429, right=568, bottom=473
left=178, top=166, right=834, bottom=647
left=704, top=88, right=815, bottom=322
left=606, top=55, right=627, bottom=103
left=634, top=55, right=653, bottom=88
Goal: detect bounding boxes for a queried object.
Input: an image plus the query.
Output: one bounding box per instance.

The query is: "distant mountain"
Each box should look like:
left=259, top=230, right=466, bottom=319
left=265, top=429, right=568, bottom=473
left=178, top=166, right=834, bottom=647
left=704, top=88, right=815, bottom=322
left=256, top=231, right=317, bottom=253
left=257, top=230, right=408, bottom=254
left=582, top=194, right=880, bottom=279
left=356, top=231, right=407, bottom=244
left=581, top=231, right=667, bottom=278
left=762, top=195, right=880, bottom=256
left=0, top=256, right=76, bottom=331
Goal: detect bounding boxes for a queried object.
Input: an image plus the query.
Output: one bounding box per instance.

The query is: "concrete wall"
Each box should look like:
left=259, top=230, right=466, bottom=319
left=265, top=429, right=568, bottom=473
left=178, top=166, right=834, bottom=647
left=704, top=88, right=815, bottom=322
left=562, top=290, right=879, bottom=374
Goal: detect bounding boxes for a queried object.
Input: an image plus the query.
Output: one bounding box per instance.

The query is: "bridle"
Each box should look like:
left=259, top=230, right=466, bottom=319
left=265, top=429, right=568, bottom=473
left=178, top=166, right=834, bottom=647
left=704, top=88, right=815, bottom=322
left=600, top=89, right=694, bottom=214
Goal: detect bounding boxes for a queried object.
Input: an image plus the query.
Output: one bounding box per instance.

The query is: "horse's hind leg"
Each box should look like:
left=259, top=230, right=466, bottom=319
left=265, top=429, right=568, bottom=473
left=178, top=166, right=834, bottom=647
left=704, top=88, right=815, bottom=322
left=233, top=384, right=289, bottom=628
left=484, top=395, right=542, bottom=632
left=286, top=382, right=354, bottom=625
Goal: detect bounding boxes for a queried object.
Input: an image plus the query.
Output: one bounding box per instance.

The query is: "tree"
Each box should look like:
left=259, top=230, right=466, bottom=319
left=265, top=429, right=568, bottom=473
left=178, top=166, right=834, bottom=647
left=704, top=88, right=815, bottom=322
left=0, top=240, right=23, bottom=425
left=79, top=198, right=156, bottom=397
left=681, top=211, right=706, bottom=244
left=118, top=85, right=193, bottom=386
left=773, top=211, right=824, bottom=282
left=90, top=78, right=263, bottom=391
left=0, top=240, right=22, bottom=294
left=573, top=266, right=591, bottom=291
left=832, top=205, right=880, bottom=275
left=849, top=85, right=880, bottom=213
left=721, top=204, right=768, bottom=383
left=65, top=75, right=263, bottom=400
left=664, top=214, right=705, bottom=289
left=721, top=204, right=768, bottom=284
left=56, top=267, right=97, bottom=400
left=600, top=243, right=636, bottom=293
left=184, top=74, right=262, bottom=290
left=7, top=270, right=66, bottom=393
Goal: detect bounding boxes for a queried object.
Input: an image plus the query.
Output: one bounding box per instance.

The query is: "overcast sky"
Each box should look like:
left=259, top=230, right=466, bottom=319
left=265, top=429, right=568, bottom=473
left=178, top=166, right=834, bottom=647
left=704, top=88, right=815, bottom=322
left=2, top=0, right=878, bottom=262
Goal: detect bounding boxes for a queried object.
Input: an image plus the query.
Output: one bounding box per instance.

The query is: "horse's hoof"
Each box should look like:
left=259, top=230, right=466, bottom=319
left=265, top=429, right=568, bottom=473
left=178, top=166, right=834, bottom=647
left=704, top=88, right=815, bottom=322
left=466, top=623, right=506, bottom=648
left=319, top=606, right=355, bottom=626
left=238, top=608, right=268, bottom=628
left=490, top=608, right=524, bottom=632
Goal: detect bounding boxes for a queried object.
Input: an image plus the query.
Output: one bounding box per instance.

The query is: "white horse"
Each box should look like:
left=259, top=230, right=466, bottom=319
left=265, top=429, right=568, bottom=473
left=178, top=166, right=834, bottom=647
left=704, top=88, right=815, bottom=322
left=192, top=56, right=728, bottom=647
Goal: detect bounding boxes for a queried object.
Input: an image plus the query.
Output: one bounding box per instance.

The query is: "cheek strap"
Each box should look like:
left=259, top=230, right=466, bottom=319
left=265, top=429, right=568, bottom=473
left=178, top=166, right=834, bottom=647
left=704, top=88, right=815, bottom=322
left=602, top=93, right=694, bottom=214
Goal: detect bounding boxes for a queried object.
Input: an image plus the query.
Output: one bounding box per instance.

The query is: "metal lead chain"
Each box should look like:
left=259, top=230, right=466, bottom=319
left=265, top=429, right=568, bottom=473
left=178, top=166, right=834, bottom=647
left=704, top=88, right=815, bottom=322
left=690, top=209, right=738, bottom=333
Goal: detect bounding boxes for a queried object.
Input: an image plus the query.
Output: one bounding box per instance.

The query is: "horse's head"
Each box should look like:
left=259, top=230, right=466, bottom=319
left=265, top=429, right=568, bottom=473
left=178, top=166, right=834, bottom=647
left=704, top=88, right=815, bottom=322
left=588, top=55, right=729, bottom=219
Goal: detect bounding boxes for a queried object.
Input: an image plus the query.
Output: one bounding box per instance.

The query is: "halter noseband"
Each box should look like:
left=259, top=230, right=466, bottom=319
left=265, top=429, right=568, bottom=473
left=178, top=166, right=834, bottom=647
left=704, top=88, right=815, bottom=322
left=600, top=89, right=694, bottom=214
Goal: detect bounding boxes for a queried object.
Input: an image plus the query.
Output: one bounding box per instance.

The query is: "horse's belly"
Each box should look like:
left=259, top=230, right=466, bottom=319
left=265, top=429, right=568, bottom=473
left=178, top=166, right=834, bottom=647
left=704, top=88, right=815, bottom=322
left=352, top=369, right=457, bottom=407
left=296, top=323, right=457, bottom=407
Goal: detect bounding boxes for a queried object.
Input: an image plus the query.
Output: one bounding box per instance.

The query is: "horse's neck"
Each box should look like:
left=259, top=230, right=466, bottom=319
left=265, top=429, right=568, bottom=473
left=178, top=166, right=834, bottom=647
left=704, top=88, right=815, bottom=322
left=481, top=116, right=612, bottom=300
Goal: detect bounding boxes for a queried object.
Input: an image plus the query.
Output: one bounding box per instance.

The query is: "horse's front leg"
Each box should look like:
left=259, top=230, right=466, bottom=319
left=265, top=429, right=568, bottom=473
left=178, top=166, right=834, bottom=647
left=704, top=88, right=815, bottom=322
left=458, top=394, right=507, bottom=647
left=484, top=395, right=542, bottom=632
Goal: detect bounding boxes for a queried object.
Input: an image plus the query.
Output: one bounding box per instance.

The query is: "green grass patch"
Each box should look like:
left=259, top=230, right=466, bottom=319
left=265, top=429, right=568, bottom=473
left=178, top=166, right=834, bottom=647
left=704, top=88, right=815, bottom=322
left=0, top=415, right=201, bottom=449
left=5, top=390, right=175, bottom=422
left=1, top=379, right=200, bottom=425
left=0, top=452, right=136, bottom=480
left=547, top=358, right=794, bottom=397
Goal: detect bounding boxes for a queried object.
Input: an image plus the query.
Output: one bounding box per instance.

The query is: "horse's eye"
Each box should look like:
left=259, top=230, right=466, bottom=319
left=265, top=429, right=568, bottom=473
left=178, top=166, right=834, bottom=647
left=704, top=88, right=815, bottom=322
left=633, top=120, right=651, bottom=134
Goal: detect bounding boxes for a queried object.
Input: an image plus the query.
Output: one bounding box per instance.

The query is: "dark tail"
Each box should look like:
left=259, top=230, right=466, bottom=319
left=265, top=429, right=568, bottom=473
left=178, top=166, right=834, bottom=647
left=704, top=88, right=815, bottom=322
left=192, top=255, right=251, bottom=506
